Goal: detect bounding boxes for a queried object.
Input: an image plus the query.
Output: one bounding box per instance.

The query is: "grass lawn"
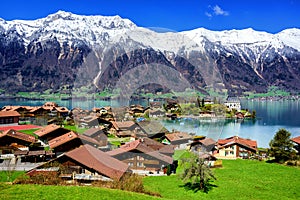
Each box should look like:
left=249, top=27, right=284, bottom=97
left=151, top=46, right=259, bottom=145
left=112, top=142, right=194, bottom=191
left=143, top=159, right=300, bottom=200
left=1, top=159, right=299, bottom=199
left=0, top=171, right=25, bottom=182
left=18, top=129, right=40, bottom=137
left=0, top=184, right=159, bottom=200
left=62, top=125, right=88, bottom=134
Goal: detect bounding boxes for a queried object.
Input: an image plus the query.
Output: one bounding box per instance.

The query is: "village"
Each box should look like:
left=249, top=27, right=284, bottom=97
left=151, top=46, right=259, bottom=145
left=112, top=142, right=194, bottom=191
left=0, top=98, right=299, bottom=184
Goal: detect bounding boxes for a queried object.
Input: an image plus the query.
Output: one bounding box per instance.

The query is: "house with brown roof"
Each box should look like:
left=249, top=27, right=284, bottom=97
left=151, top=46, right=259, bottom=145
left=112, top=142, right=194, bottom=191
left=137, top=120, right=168, bottom=139
left=189, top=137, right=216, bottom=153
left=48, top=131, right=83, bottom=155
left=83, top=127, right=108, bottom=146
left=291, top=136, right=300, bottom=155
left=110, top=121, right=144, bottom=137
left=215, top=136, right=257, bottom=159
left=0, top=129, right=36, bottom=153
left=107, top=139, right=173, bottom=173
left=34, top=124, right=70, bottom=142
left=28, top=144, right=129, bottom=181
left=0, top=111, right=21, bottom=126
left=162, top=131, right=192, bottom=149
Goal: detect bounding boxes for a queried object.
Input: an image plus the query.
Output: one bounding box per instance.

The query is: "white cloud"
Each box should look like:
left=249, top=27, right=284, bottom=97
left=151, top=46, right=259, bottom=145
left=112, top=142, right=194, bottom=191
left=205, top=5, right=229, bottom=18
left=213, top=5, right=229, bottom=16
left=205, top=12, right=212, bottom=18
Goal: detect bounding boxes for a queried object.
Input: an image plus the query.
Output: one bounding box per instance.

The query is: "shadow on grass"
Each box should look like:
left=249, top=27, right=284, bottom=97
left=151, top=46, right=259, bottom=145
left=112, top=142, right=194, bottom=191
left=180, top=182, right=217, bottom=193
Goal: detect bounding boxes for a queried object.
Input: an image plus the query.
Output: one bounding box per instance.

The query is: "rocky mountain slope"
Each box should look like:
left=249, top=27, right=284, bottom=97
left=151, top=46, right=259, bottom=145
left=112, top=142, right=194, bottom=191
left=0, top=11, right=300, bottom=95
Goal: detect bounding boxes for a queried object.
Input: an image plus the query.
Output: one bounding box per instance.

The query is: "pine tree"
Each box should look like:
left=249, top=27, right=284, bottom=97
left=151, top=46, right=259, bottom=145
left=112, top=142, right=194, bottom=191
left=269, top=128, right=295, bottom=163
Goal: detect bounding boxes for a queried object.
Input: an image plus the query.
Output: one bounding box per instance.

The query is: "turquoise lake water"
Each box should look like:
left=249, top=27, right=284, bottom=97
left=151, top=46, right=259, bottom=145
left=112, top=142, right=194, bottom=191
left=1, top=98, right=299, bottom=147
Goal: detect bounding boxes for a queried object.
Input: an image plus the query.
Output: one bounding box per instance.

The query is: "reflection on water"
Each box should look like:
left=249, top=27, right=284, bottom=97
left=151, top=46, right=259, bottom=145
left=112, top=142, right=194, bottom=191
left=1, top=98, right=299, bottom=147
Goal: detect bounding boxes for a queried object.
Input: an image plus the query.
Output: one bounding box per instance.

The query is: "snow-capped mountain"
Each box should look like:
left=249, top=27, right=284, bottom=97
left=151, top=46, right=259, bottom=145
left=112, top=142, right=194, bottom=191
left=0, top=11, right=300, bottom=95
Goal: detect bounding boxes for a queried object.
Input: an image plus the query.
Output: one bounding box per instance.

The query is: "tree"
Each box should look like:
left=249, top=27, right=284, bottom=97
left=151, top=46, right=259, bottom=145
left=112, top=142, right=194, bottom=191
left=180, top=152, right=216, bottom=191
left=269, top=128, right=295, bottom=163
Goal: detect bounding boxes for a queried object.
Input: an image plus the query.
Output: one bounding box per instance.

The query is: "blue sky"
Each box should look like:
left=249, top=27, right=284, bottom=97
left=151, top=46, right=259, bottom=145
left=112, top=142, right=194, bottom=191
left=0, top=0, right=299, bottom=33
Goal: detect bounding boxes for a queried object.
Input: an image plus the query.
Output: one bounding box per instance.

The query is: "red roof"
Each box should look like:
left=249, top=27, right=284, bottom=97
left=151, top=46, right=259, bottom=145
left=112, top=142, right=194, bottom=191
left=65, top=144, right=129, bottom=180
left=218, top=136, right=257, bottom=150
left=0, top=129, right=36, bottom=143
left=48, top=131, right=79, bottom=149
left=292, top=136, right=300, bottom=145
left=0, top=110, right=21, bottom=117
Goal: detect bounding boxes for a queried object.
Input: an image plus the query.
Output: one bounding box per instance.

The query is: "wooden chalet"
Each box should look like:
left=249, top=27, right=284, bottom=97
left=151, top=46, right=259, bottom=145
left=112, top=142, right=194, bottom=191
left=83, top=127, right=108, bottom=146
left=107, top=139, right=173, bottom=172
left=0, top=129, right=36, bottom=151
left=34, top=124, right=70, bottom=141
left=0, top=111, right=21, bottom=126
left=162, top=131, right=192, bottom=149
left=111, top=121, right=144, bottom=137
left=189, top=137, right=216, bottom=153
left=28, top=144, right=129, bottom=181
left=48, top=131, right=82, bottom=155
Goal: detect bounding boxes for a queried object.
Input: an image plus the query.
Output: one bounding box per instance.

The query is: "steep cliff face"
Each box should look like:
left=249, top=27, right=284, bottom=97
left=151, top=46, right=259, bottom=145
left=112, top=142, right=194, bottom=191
left=0, top=11, right=300, bottom=95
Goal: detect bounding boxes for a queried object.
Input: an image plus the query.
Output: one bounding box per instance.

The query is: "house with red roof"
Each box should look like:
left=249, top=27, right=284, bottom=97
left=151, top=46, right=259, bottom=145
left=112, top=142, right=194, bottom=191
left=215, top=136, right=257, bottom=159
left=291, top=136, right=300, bottom=155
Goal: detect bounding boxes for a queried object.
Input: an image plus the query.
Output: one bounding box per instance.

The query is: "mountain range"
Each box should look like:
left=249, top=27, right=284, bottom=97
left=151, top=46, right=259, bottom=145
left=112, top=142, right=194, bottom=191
left=1, top=11, right=300, bottom=96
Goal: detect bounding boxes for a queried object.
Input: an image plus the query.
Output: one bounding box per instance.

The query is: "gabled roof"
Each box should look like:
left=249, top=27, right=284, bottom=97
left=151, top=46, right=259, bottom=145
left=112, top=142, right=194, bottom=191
left=48, top=131, right=79, bottom=149
left=165, top=132, right=192, bottom=142
left=291, top=136, right=300, bottom=145
left=0, top=110, right=21, bottom=117
left=199, top=138, right=216, bottom=147
left=218, top=136, right=257, bottom=151
left=34, top=124, right=63, bottom=137
left=79, top=134, right=106, bottom=146
left=0, top=129, right=36, bottom=143
left=111, top=121, right=136, bottom=130
left=107, top=139, right=173, bottom=164
left=83, top=127, right=105, bottom=137
left=107, top=139, right=154, bottom=156
left=65, top=144, right=129, bottom=180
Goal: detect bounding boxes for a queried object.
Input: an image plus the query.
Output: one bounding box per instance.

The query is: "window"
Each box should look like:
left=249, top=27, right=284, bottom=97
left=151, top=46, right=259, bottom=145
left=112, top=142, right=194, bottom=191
left=137, top=162, right=144, bottom=167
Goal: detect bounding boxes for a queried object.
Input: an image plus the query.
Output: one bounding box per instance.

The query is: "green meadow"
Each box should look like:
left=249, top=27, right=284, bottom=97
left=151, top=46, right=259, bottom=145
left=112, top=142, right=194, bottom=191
left=0, top=159, right=299, bottom=200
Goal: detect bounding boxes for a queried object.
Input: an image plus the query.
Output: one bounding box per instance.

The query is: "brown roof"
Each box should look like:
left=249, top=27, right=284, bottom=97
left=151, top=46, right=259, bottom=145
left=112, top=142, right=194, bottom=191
left=83, top=127, right=105, bottom=137
left=218, top=136, right=257, bottom=151
left=0, top=129, right=36, bottom=143
left=158, top=145, right=175, bottom=154
left=48, top=131, right=79, bottom=149
left=165, top=132, right=192, bottom=142
left=291, top=136, right=300, bottom=145
left=65, top=144, right=129, bottom=180
left=107, top=139, right=153, bottom=156
left=0, top=110, right=21, bottom=117
left=79, top=134, right=104, bottom=146
left=111, top=121, right=136, bottom=130
left=107, top=139, right=173, bottom=164
left=34, top=124, right=61, bottom=137
left=199, top=138, right=216, bottom=147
